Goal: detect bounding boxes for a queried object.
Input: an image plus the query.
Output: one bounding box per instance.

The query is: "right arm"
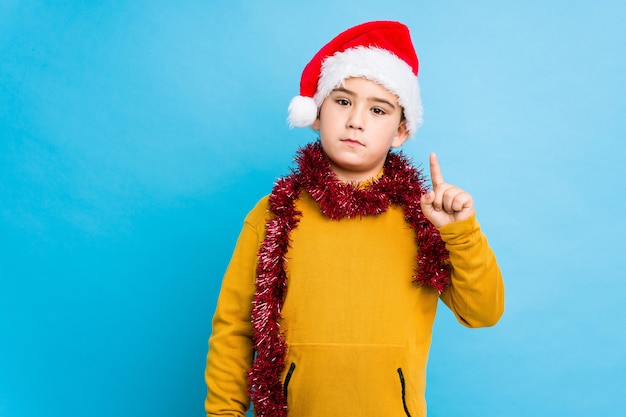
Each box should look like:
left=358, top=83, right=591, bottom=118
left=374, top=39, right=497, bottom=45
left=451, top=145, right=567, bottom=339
left=205, top=200, right=268, bottom=416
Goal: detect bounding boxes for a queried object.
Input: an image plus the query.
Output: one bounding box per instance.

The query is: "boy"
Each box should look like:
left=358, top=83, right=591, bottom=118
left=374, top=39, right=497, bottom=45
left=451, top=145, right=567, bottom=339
left=205, top=21, right=504, bottom=417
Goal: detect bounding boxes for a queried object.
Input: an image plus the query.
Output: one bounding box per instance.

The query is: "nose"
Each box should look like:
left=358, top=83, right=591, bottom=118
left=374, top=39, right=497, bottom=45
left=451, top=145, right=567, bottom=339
left=346, top=106, right=365, bottom=130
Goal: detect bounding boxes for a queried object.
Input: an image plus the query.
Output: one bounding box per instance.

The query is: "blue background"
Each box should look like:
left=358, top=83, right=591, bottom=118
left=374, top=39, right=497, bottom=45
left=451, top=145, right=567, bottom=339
left=2, top=1, right=625, bottom=416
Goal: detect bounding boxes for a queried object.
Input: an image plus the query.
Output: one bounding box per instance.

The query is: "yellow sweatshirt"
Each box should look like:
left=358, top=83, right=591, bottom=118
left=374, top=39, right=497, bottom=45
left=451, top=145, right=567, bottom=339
left=205, top=191, right=504, bottom=417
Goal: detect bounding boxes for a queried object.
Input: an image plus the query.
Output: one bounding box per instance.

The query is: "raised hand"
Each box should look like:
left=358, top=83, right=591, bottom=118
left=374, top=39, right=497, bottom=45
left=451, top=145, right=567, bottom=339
left=420, top=153, right=475, bottom=228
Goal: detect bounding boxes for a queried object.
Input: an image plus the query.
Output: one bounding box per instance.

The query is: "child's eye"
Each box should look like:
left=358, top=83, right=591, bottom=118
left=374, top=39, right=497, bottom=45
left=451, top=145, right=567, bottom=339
left=335, top=98, right=350, bottom=106
left=372, top=107, right=386, bottom=115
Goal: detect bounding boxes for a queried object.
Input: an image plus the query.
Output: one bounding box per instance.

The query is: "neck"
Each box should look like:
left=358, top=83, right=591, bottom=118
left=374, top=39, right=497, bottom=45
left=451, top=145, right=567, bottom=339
left=327, top=156, right=385, bottom=184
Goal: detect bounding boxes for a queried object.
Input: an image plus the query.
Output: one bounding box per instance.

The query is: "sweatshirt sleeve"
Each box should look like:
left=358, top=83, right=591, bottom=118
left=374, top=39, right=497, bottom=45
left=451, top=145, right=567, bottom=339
left=438, top=213, right=505, bottom=328
left=204, top=198, right=269, bottom=417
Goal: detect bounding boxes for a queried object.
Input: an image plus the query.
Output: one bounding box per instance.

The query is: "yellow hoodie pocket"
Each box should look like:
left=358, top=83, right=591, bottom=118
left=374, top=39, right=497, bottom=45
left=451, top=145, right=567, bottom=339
left=282, top=343, right=419, bottom=417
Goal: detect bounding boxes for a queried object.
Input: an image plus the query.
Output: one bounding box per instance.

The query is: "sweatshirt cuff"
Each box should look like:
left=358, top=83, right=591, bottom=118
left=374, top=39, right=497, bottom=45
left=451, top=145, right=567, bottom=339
left=436, top=213, right=480, bottom=245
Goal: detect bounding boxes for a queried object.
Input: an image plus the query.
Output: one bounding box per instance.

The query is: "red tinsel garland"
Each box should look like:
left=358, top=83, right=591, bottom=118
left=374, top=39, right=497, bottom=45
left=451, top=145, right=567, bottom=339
left=248, top=141, right=450, bottom=417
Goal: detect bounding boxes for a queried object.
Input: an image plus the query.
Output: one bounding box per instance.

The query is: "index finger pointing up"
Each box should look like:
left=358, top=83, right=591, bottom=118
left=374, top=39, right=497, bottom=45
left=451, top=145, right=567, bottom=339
left=429, top=152, right=445, bottom=187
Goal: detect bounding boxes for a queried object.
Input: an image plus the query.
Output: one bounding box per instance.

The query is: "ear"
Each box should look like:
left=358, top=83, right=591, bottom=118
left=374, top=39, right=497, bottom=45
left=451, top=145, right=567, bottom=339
left=312, top=115, right=320, bottom=131
left=391, top=119, right=409, bottom=148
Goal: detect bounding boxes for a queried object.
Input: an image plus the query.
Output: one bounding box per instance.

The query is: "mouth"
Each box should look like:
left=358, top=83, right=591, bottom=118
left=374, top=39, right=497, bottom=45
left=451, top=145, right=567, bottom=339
left=341, top=138, right=364, bottom=147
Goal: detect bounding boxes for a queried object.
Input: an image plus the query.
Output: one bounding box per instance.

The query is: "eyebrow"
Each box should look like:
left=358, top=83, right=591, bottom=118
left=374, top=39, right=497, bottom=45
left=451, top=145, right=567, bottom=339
left=332, top=87, right=398, bottom=110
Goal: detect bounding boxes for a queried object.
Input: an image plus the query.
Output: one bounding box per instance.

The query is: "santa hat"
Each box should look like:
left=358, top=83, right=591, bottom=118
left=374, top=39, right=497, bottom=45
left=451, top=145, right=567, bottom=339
left=288, top=20, right=423, bottom=137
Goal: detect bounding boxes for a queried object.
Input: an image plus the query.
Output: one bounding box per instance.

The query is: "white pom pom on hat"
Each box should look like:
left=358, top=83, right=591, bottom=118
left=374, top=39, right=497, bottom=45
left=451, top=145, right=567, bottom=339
left=287, top=95, right=318, bottom=128
left=287, top=21, right=423, bottom=137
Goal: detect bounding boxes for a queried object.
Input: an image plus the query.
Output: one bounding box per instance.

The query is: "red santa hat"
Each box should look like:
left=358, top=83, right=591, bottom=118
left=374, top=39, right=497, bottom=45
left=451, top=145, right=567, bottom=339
left=288, top=21, right=423, bottom=136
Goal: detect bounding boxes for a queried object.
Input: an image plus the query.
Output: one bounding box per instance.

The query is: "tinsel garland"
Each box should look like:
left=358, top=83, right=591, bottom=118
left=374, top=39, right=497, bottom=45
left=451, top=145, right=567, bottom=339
left=248, top=141, right=450, bottom=417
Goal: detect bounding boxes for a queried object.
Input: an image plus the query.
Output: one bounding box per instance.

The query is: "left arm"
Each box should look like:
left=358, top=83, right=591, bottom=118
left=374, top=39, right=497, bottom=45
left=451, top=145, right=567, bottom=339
left=437, top=214, right=504, bottom=327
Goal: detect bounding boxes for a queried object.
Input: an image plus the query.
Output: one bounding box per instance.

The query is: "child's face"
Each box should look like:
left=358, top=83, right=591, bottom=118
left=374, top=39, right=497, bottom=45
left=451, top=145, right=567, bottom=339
left=313, top=77, right=409, bottom=183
